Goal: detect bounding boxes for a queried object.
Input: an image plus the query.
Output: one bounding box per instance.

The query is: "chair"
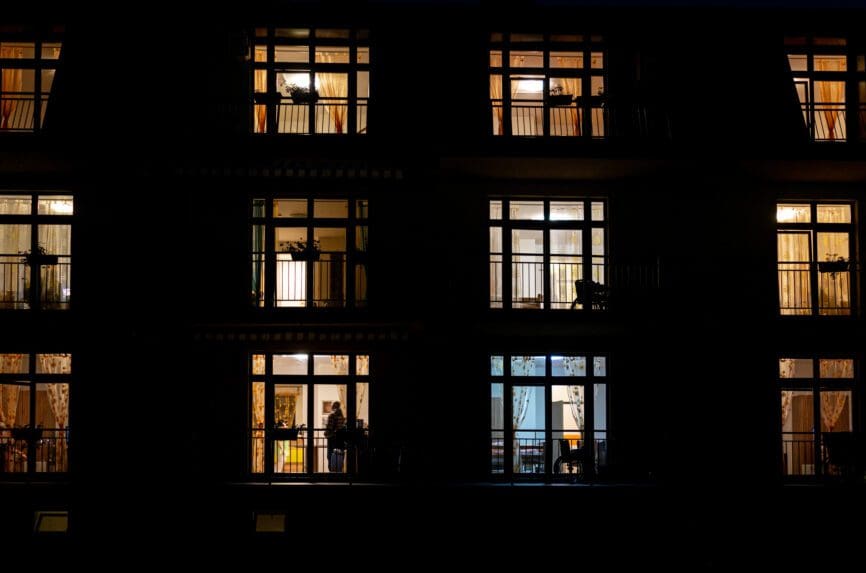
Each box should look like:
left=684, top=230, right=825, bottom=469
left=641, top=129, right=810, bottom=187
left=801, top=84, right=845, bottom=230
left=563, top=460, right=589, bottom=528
left=570, top=280, right=609, bottom=310
left=554, top=439, right=585, bottom=477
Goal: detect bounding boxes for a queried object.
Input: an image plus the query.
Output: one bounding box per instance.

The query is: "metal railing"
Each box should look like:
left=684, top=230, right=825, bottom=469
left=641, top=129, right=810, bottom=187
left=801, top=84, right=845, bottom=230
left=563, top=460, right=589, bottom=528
left=0, top=259, right=70, bottom=309
left=252, top=427, right=371, bottom=476
left=0, top=429, right=69, bottom=474
left=782, top=433, right=816, bottom=476
left=491, top=434, right=608, bottom=477
left=0, top=94, right=36, bottom=131
left=802, top=103, right=847, bottom=142
left=778, top=262, right=854, bottom=316
left=273, top=100, right=367, bottom=134
left=492, top=259, right=660, bottom=310
left=275, top=257, right=347, bottom=308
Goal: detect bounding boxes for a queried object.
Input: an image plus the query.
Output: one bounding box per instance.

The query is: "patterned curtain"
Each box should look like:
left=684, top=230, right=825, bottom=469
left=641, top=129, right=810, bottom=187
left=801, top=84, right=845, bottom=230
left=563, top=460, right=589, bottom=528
left=37, top=354, right=70, bottom=429
left=562, top=356, right=586, bottom=433
left=821, top=392, right=849, bottom=432
left=317, top=66, right=347, bottom=133
left=781, top=390, right=792, bottom=428
left=251, top=382, right=265, bottom=473
left=0, top=354, right=25, bottom=428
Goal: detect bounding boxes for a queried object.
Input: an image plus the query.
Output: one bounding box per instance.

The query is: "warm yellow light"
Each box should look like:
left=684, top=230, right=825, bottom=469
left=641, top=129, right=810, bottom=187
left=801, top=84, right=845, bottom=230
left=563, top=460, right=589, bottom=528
left=776, top=205, right=810, bottom=223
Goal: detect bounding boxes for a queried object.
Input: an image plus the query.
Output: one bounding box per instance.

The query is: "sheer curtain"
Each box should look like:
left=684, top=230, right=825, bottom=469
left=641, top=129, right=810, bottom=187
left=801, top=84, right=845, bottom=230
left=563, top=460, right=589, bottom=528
left=317, top=69, right=347, bottom=133
left=814, top=56, right=846, bottom=141
left=253, top=48, right=267, bottom=133
left=37, top=354, right=69, bottom=430
left=0, top=354, right=25, bottom=428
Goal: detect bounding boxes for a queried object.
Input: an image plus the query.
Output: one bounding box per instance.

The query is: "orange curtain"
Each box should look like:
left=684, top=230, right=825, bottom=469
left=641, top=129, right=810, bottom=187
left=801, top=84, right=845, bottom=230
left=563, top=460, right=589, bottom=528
left=253, top=48, right=267, bottom=133
left=1, top=46, right=25, bottom=129
left=317, top=70, right=347, bottom=134
left=814, top=57, right=846, bottom=140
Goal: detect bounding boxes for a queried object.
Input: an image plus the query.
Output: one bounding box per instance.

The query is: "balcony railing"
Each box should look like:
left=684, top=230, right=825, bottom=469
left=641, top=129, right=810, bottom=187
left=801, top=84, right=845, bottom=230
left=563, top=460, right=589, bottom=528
left=801, top=103, right=846, bottom=142
left=251, top=427, right=371, bottom=476
left=276, top=256, right=347, bottom=308
left=0, top=94, right=47, bottom=132
left=0, top=259, right=70, bottom=309
left=0, top=429, right=69, bottom=474
left=782, top=433, right=815, bottom=476
left=256, top=99, right=368, bottom=135
left=491, top=434, right=608, bottom=477
left=778, top=262, right=854, bottom=316
left=491, top=259, right=660, bottom=310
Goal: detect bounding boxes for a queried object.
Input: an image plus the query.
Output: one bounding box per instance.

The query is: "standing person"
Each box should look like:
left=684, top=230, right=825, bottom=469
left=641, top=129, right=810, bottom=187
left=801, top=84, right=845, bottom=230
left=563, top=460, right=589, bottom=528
left=325, top=401, right=346, bottom=472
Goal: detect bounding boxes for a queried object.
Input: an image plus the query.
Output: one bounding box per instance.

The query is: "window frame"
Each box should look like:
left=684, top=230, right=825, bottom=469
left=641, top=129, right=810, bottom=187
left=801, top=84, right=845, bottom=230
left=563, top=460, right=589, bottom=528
left=251, top=195, right=368, bottom=310
left=249, top=352, right=370, bottom=478
left=490, top=353, right=609, bottom=480
left=490, top=198, right=607, bottom=311
left=776, top=200, right=856, bottom=317
left=0, top=352, right=72, bottom=476
left=489, top=32, right=606, bottom=138
left=0, top=192, right=73, bottom=311
left=251, top=27, right=370, bottom=135
left=0, top=30, right=63, bottom=133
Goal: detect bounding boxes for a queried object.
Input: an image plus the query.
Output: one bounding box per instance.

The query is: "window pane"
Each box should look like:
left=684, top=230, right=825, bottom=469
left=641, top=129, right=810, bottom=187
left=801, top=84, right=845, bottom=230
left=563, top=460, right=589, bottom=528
left=549, top=201, right=583, bottom=220
left=511, top=34, right=543, bottom=43
left=591, top=228, right=605, bottom=256
left=315, top=72, right=348, bottom=97
left=356, top=47, right=369, bottom=64
left=274, top=199, right=307, bottom=218
left=779, top=358, right=814, bottom=378
left=0, top=224, right=30, bottom=253
left=489, top=227, right=502, bottom=253
left=491, top=355, right=504, bottom=376
left=512, top=386, right=545, bottom=429
left=510, top=201, right=544, bottom=220
left=820, top=390, right=852, bottom=432
left=551, top=385, right=583, bottom=430
left=35, top=354, right=70, bottom=374
left=313, top=200, right=348, bottom=219
left=36, top=382, right=68, bottom=428
left=777, top=204, right=811, bottom=223
left=37, top=196, right=73, bottom=215
left=490, top=50, right=502, bottom=67
left=591, top=202, right=604, bottom=221
left=0, top=42, right=35, bottom=58
left=491, top=383, right=503, bottom=429
left=814, top=55, right=846, bottom=72
left=0, top=354, right=28, bottom=373
left=39, top=224, right=71, bottom=255
left=816, top=204, right=851, bottom=223
left=552, top=356, right=586, bottom=376
left=593, top=356, right=607, bottom=376
left=316, top=47, right=349, bottom=64
left=273, top=354, right=308, bottom=375
left=787, top=54, right=807, bottom=72
left=511, top=356, right=545, bottom=376
left=819, top=359, right=854, bottom=378
left=550, top=230, right=580, bottom=255
left=0, top=196, right=31, bottom=215
left=316, top=29, right=350, bottom=39
left=510, top=51, right=543, bottom=68
left=251, top=381, right=265, bottom=473
left=275, top=28, right=309, bottom=38
left=274, top=384, right=307, bottom=473
left=274, top=45, right=309, bottom=63
left=357, top=382, right=369, bottom=428
left=490, top=200, right=502, bottom=220
left=594, top=383, right=607, bottom=431
left=356, top=355, right=369, bottom=376
left=355, top=200, right=369, bottom=219
left=512, top=229, right=543, bottom=254
left=252, top=354, right=265, bottom=375
left=313, top=355, right=349, bottom=375
left=357, top=70, right=369, bottom=99
left=550, top=51, right=582, bottom=68
left=590, top=52, right=604, bottom=69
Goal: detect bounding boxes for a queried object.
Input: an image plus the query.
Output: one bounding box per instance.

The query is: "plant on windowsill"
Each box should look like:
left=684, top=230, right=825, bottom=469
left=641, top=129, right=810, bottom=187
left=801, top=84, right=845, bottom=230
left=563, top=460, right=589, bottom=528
left=282, top=237, right=321, bottom=262
left=547, top=86, right=573, bottom=107
left=818, top=254, right=850, bottom=277
left=288, top=83, right=320, bottom=104
left=19, top=244, right=58, bottom=267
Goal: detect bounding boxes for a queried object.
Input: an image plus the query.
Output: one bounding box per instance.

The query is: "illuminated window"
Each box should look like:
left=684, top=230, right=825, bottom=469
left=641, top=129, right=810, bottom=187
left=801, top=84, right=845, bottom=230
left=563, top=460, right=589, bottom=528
left=0, top=29, right=63, bottom=132
left=252, top=28, right=369, bottom=135
left=784, top=36, right=866, bottom=142
left=251, top=196, right=367, bottom=309
left=776, top=201, right=855, bottom=316
left=249, top=352, right=370, bottom=477
left=489, top=33, right=605, bottom=137
left=490, top=354, right=608, bottom=478
left=779, top=357, right=855, bottom=478
left=490, top=199, right=606, bottom=310
left=0, top=353, right=71, bottom=474
left=0, top=193, right=73, bottom=310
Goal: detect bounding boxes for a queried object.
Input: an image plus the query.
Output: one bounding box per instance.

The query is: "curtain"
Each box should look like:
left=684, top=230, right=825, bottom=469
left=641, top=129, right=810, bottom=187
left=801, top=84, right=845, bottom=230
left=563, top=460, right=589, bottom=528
left=0, top=355, right=25, bottom=429
left=557, top=77, right=581, bottom=135
left=821, top=392, right=849, bottom=432
left=562, top=356, right=585, bottom=433
left=39, top=224, right=70, bottom=306
left=777, top=232, right=811, bottom=314
left=251, top=382, right=264, bottom=473
left=253, top=48, right=267, bottom=133
left=781, top=390, right=792, bottom=429
left=511, top=385, right=531, bottom=472
left=37, top=354, right=69, bottom=429
left=1, top=46, right=25, bottom=129
left=813, top=56, right=845, bottom=140
left=317, top=69, right=347, bottom=133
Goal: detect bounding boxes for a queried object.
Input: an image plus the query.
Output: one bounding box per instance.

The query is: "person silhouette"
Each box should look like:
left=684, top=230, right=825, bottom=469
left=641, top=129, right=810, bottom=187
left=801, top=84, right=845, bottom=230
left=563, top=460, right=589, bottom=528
left=325, top=401, right=346, bottom=472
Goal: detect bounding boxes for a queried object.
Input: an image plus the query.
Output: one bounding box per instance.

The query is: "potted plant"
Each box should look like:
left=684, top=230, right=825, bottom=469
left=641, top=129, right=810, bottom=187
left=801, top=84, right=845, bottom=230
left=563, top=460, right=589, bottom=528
left=19, top=244, right=59, bottom=267
left=287, top=83, right=320, bottom=104
left=818, top=255, right=850, bottom=276
left=547, top=85, right=573, bottom=107
left=283, top=237, right=321, bottom=261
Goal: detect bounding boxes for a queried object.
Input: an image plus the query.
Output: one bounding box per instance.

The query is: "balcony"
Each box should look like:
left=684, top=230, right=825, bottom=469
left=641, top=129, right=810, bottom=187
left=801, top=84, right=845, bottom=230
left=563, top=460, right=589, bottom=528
left=0, top=258, right=71, bottom=310
left=0, top=94, right=48, bottom=132
left=491, top=434, right=607, bottom=478
left=778, top=261, right=855, bottom=316
left=251, top=427, right=371, bottom=477
left=0, top=428, right=69, bottom=474
left=254, top=98, right=368, bottom=135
